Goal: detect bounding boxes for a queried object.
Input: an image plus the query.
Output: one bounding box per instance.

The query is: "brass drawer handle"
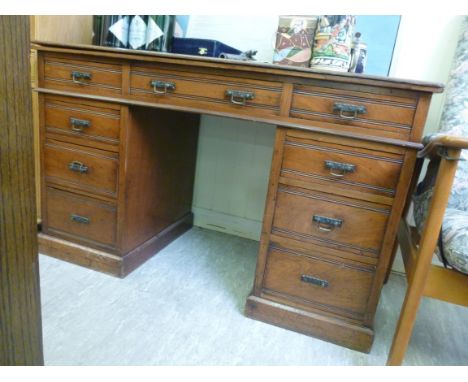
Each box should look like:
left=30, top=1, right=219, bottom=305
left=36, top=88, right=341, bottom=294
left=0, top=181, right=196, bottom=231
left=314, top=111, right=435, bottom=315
left=312, top=215, right=342, bottom=232
left=225, top=90, right=255, bottom=105
left=150, top=80, right=176, bottom=94
left=69, top=117, right=91, bottom=132
left=301, top=274, right=329, bottom=288
left=333, top=102, right=367, bottom=120
left=324, top=160, right=356, bottom=178
left=68, top=161, right=89, bottom=174
left=71, top=70, right=92, bottom=84
left=70, top=214, right=90, bottom=224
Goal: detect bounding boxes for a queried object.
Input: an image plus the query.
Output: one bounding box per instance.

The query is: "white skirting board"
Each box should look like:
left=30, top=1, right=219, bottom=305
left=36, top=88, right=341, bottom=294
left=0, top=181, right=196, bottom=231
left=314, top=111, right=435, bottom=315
left=192, top=207, right=262, bottom=241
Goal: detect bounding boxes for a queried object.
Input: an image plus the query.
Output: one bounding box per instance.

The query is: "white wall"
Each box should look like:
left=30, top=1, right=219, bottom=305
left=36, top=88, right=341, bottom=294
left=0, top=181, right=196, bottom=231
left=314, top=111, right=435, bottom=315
left=187, top=16, right=464, bottom=252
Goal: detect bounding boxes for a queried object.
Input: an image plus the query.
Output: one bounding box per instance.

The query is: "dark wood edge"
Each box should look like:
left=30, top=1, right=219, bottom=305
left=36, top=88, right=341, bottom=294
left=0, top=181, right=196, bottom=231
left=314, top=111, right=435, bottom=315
left=418, top=134, right=468, bottom=158
left=245, top=295, right=374, bottom=353
left=38, top=213, right=194, bottom=278
left=38, top=232, right=123, bottom=277
left=31, top=40, right=444, bottom=94
left=34, top=87, right=424, bottom=151
left=121, top=212, right=193, bottom=277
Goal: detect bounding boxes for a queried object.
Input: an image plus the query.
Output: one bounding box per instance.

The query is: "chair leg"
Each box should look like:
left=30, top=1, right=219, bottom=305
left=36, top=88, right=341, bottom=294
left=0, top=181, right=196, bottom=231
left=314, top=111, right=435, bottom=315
left=386, top=278, right=424, bottom=365
left=387, top=152, right=461, bottom=365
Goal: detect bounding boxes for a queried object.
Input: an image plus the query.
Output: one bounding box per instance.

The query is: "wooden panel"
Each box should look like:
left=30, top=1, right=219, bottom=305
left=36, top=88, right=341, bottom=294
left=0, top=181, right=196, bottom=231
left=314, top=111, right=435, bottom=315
left=31, top=16, right=92, bottom=44
left=119, top=107, right=200, bottom=253
left=44, top=95, right=121, bottom=149
left=263, top=246, right=375, bottom=319
left=42, top=53, right=122, bottom=96
left=192, top=116, right=275, bottom=238
left=130, top=64, right=282, bottom=118
left=282, top=134, right=403, bottom=196
left=245, top=295, right=374, bottom=353
left=44, top=140, right=119, bottom=198
left=0, top=15, right=43, bottom=365
left=45, top=187, right=117, bottom=249
left=273, top=186, right=391, bottom=256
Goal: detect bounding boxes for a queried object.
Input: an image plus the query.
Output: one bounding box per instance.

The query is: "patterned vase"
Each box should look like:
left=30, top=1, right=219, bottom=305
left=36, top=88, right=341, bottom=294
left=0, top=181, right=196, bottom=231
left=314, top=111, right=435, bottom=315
left=310, top=15, right=356, bottom=72
left=273, top=16, right=319, bottom=67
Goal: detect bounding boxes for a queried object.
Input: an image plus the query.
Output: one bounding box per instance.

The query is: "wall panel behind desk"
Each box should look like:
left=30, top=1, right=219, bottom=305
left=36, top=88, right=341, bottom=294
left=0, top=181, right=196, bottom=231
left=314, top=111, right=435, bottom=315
left=192, top=115, right=276, bottom=240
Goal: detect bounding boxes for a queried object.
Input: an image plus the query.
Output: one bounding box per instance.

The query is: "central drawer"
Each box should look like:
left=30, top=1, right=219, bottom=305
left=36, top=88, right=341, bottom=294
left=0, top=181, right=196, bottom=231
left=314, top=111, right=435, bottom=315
left=272, top=186, right=390, bottom=256
left=129, top=64, right=282, bottom=118
left=44, top=140, right=119, bottom=198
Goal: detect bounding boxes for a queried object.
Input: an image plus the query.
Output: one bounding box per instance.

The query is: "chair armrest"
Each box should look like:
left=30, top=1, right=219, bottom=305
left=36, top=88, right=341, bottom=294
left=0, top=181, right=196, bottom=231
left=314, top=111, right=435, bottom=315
left=417, top=134, right=468, bottom=159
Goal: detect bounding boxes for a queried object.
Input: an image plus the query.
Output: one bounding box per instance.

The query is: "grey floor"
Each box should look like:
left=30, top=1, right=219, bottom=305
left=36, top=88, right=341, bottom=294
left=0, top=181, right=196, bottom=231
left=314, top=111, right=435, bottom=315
left=39, top=227, right=468, bottom=365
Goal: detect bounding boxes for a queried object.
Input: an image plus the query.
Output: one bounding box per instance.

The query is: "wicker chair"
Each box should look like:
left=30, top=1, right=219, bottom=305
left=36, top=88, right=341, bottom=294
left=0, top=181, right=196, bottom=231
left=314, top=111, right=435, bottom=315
left=386, top=17, right=468, bottom=366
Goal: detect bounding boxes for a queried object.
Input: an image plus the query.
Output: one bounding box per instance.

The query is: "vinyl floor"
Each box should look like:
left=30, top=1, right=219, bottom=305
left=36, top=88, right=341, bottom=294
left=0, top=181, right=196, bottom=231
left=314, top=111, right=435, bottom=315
left=39, top=227, right=468, bottom=366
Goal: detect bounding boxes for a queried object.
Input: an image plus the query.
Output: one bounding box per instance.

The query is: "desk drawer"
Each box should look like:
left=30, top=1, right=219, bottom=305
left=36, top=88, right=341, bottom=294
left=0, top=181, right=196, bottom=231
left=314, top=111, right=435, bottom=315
left=263, top=245, right=374, bottom=318
left=130, top=65, right=282, bottom=118
left=290, top=84, right=417, bottom=140
left=272, top=186, right=390, bottom=256
left=45, top=187, right=117, bottom=249
left=44, top=140, right=119, bottom=198
left=281, top=133, right=403, bottom=197
left=42, top=54, right=122, bottom=96
left=44, top=96, right=121, bottom=149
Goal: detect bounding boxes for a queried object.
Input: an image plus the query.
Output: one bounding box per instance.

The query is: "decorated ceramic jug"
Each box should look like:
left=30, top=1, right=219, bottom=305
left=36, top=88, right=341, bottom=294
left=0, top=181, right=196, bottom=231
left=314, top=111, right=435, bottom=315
left=310, top=15, right=356, bottom=72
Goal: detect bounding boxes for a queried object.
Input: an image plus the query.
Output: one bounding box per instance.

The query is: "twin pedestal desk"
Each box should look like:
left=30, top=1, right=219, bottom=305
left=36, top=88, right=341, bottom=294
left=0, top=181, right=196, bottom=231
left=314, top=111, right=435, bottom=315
left=33, top=41, right=443, bottom=352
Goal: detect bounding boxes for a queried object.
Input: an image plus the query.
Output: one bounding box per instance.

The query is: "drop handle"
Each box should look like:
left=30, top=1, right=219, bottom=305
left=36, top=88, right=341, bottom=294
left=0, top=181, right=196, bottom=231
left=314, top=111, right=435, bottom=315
left=150, top=80, right=176, bottom=94
left=71, top=70, right=92, bottom=84
left=225, top=90, right=255, bottom=105
left=300, top=275, right=329, bottom=288
left=324, top=160, right=356, bottom=178
left=68, top=161, right=89, bottom=174
left=312, top=215, right=343, bottom=232
left=69, top=117, right=91, bottom=132
left=70, top=214, right=90, bottom=224
left=333, top=102, right=367, bottom=120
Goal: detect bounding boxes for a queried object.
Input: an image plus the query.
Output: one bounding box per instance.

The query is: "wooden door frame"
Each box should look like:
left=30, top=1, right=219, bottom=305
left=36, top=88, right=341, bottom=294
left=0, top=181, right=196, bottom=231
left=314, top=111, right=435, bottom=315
left=0, top=15, right=44, bottom=365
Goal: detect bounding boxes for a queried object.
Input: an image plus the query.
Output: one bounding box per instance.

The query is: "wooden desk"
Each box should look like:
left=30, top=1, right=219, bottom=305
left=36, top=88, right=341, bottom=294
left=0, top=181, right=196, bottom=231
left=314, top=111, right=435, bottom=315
left=33, top=41, right=443, bottom=352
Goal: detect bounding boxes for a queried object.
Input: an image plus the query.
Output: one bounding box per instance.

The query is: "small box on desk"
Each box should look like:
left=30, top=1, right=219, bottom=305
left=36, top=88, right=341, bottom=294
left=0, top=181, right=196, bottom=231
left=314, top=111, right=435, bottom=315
left=171, top=37, right=242, bottom=58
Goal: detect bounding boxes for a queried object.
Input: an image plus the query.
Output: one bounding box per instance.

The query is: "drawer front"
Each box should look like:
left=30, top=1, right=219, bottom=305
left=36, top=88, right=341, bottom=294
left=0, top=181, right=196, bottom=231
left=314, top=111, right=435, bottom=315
left=263, top=246, right=374, bottom=317
left=290, top=85, right=417, bottom=139
left=272, top=186, right=390, bottom=256
left=45, top=187, right=117, bottom=248
left=44, top=96, right=121, bottom=147
left=281, top=135, right=403, bottom=196
left=43, top=54, right=122, bottom=96
left=44, top=141, right=119, bottom=197
left=130, top=65, right=282, bottom=118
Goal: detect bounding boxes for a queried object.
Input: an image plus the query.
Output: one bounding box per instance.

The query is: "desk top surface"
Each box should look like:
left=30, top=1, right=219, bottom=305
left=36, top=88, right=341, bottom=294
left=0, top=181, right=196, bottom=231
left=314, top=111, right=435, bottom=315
left=32, top=40, right=444, bottom=94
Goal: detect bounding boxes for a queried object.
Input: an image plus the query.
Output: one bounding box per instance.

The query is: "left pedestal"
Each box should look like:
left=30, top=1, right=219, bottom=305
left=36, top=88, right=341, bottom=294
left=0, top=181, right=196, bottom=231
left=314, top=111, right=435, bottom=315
left=38, top=94, right=200, bottom=277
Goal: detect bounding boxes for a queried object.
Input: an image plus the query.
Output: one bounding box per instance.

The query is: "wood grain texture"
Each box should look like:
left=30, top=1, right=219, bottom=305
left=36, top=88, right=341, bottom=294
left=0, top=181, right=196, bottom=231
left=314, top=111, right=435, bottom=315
left=387, top=150, right=462, bottom=365
left=0, top=16, right=43, bottom=365
left=31, top=16, right=94, bottom=222
left=33, top=42, right=442, bottom=352
left=245, top=295, right=374, bottom=353
left=31, top=41, right=444, bottom=94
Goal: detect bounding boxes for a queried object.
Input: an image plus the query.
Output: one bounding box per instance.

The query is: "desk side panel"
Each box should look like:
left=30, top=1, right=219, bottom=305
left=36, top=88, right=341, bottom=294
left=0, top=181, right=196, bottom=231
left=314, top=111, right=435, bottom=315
left=119, top=106, right=200, bottom=254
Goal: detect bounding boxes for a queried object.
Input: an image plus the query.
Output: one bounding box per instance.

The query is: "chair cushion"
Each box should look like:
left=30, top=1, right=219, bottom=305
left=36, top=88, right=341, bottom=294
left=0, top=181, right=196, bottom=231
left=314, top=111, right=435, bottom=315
left=413, top=188, right=468, bottom=274
left=441, top=208, right=468, bottom=274
left=437, top=17, right=468, bottom=211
